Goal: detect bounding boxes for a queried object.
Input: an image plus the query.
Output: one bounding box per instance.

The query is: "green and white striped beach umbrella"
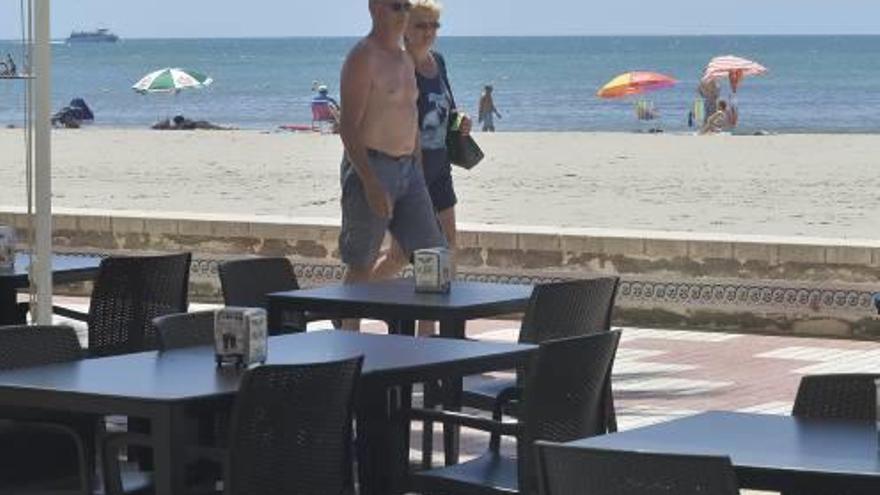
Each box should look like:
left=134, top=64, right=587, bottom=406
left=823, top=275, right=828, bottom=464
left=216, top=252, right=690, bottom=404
left=132, top=67, right=213, bottom=94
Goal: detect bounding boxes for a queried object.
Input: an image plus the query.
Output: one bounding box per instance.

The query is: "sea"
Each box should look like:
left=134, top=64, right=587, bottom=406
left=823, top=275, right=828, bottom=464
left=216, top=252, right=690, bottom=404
left=0, top=36, right=879, bottom=133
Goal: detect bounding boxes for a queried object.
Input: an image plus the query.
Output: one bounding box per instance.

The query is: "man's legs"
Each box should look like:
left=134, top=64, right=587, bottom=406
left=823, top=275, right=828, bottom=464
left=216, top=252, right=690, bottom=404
left=372, top=238, right=408, bottom=281
left=338, top=154, right=394, bottom=331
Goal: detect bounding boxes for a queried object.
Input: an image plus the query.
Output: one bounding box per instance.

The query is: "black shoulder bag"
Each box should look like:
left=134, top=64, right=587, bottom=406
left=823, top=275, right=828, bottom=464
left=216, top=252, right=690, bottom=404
left=436, top=52, right=484, bottom=170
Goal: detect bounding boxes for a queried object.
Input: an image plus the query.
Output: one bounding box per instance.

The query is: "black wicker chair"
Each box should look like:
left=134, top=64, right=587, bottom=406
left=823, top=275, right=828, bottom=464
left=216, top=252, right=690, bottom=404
left=218, top=257, right=320, bottom=334
left=793, top=373, right=879, bottom=420
left=424, top=277, right=620, bottom=467
left=0, top=325, right=155, bottom=495
left=153, top=311, right=215, bottom=351
left=535, top=444, right=739, bottom=495
left=0, top=325, right=92, bottom=494
left=408, top=331, right=621, bottom=495
left=461, top=277, right=619, bottom=410
left=788, top=374, right=880, bottom=495
left=102, top=356, right=364, bottom=495
left=54, top=253, right=192, bottom=357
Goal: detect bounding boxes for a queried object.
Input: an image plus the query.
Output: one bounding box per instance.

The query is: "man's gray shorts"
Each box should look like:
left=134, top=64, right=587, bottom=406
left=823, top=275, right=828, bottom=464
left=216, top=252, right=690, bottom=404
left=339, top=149, right=447, bottom=269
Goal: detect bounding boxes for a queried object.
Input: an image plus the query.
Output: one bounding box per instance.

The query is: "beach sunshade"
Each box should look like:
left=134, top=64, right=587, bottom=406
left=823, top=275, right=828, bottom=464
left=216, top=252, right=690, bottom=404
left=132, top=67, right=213, bottom=94
left=702, top=55, right=767, bottom=93
left=597, top=71, right=678, bottom=99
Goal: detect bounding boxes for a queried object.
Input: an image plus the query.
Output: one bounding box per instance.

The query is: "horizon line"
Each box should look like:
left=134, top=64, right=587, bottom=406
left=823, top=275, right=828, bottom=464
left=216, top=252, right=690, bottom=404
left=4, top=33, right=880, bottom=42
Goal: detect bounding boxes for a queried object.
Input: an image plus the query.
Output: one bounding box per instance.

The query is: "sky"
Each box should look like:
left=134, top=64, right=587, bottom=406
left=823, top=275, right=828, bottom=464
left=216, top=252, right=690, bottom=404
left=1, top=0, right=879, bottom=39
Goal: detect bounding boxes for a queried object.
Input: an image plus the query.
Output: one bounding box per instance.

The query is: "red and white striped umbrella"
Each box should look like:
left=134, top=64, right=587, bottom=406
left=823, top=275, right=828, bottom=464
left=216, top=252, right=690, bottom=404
left=701, top=55, right=768, bottom=93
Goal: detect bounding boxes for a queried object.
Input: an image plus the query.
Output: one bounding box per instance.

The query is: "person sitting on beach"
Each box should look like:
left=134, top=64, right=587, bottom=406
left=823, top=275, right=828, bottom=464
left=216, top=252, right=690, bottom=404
left=478, top=84, right=501, bottom=132
left=701, top=100, right=731, bottom=134
left=312, top=85, right=341, bottom=130
left=698, top=78, right=720, bottom=124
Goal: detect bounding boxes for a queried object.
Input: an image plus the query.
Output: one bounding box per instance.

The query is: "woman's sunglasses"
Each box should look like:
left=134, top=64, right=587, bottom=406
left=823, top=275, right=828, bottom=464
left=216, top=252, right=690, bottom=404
left=415, top=22, right=442, bottom=30
left=385, top=1, right=413, bottom=13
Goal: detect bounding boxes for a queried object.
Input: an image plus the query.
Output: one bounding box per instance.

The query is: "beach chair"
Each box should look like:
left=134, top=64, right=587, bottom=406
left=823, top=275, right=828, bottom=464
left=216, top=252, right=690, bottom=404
left=311, top=100, right=337, bottom=133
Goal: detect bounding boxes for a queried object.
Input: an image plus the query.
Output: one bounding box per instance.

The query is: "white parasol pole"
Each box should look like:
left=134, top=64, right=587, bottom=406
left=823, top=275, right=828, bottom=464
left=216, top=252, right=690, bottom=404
left=32, top=0, right=52, bottom=325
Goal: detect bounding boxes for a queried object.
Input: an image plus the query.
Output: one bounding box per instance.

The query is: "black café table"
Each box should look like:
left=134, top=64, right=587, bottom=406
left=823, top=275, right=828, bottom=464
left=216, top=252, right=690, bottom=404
left=0, top=253, right=102, bottom=325
left=0, top=330, right=536, bottom=495
left=267, top=277, right=534, bottom=339
left=567, top=411, right=880, bottom=494
left=267, top=278, right=535, bottom=463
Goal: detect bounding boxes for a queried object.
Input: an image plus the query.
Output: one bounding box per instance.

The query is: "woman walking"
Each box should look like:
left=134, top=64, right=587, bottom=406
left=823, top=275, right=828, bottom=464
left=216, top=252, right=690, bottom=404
left=373, top=0, right=472, bottom=336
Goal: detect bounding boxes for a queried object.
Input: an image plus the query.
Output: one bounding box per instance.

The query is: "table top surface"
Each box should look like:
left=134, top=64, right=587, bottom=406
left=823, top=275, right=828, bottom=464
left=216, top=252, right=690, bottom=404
left=0, top=330, right=536, bottom=403
left=568, top=411, right=880, bottom=478
left=0, top=253, right=102, bottom=287
left=269, top=278, right=533, bottom=315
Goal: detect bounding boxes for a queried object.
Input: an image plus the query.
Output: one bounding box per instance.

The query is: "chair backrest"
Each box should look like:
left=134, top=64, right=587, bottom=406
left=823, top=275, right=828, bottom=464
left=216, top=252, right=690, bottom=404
left=792, top=373, right=879, bottom=421
left=518, top=330, right=622, bottom=494
left=226, top=356, right=363, bottom=495
left=87, top=253, right=192, bottom=357
left=311, top=101, right=335, bottom=122
left=219, top=257, right=299, bottom=309
left=0, top=325, right=82, bottom=369
left=535, top=443, right=739, bottom=495
left=518, top=277, right=620, bottom=344
left=153, top=311, right=215, bottom=351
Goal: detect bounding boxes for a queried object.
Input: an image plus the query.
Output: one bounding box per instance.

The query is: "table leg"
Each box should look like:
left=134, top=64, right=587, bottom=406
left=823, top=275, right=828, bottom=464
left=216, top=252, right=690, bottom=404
left=0, top=285, right=25, bottom=325
left=438, top=318, right=466, bottom=339
left=388, top=319, right=416, bottom=337
left=151, top=405, right=187, bottom=495
left=394, top=384, right=413, bottom=491
left=356, top=384, right=412, bottom=495
left=438, top=319, right=466, bottom=465
left=267, top=299, right=284, bottom=335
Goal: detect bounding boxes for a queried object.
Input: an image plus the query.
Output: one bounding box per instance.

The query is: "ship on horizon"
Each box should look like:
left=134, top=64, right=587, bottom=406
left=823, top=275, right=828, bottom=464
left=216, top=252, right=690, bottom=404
left=66, top=28, right=119, bottom=44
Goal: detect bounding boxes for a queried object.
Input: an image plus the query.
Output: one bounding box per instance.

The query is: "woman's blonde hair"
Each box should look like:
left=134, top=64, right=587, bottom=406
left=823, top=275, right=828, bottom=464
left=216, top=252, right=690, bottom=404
left=410, top=0, right=443, bottom=15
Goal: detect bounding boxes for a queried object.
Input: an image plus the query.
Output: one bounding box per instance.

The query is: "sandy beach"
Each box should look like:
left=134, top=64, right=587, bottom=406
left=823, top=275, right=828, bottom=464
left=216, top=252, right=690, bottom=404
left=0, top=129, right=878, bottom=240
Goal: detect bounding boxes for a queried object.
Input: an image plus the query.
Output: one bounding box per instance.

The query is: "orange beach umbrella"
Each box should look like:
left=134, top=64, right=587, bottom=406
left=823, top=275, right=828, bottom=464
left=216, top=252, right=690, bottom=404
left=597, top=71, right=678, bottom=99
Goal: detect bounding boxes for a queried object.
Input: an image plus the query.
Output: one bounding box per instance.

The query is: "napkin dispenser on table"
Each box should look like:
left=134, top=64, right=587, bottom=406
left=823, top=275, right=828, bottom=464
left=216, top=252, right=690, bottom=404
left=414, top=247, right=452, bottom=294
left=214, top=307, right=268, bottom=367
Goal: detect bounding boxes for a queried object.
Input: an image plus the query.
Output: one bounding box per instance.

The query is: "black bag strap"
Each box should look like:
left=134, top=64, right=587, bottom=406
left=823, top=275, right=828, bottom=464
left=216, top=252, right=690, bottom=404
left=433, top=51, right=457, bottom=110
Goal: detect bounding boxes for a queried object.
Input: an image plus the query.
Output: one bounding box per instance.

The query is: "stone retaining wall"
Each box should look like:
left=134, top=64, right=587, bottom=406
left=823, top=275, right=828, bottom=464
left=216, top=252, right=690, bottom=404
left=2, top=207, right=878, bottom=339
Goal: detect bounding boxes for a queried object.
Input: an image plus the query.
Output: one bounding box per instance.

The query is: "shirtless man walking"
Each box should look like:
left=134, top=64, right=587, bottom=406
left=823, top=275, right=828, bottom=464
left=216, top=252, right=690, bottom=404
left=338, top=0, right=446, bottom=330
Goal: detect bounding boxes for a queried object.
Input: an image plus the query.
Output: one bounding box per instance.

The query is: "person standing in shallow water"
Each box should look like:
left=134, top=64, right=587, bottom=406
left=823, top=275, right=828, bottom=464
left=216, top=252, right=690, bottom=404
left=337, top=0, right=447, bottom=330
left=372, top=0, right=472, bottom=336
left=478, top=84, right=501, bottom=132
